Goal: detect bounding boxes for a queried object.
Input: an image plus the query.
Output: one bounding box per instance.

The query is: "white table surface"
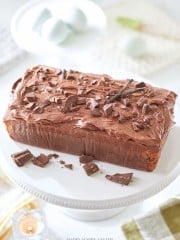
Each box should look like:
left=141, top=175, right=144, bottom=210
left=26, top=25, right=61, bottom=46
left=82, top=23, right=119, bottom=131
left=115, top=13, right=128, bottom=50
left=0, top=0, right=180, bottom=239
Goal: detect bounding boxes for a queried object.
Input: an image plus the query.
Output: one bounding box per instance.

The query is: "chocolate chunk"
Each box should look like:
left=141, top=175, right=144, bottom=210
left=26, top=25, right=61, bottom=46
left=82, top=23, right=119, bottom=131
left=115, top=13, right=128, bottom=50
left=142, top=103, right=151, bottom=114
left=56, top=69, right=62, bottom=75
left=83, top=162, right=99, bottom=176
left=77, top=97, right=86, bottom=105
left=91, top=108, right=102, bottom=117
left=69, top=69, right=80, bottom=74
left=86, top=98, right=99, bottom=110
left=135, top=82, right=146, bottom=88
left=50, top=96, right=62, bottom=104
left=79, top=155, right=95, bottom=163
left=25, top=102, right=36, bottom=110
left=32, top=154, right=49, bottom=167
left=105, top=173, right=133, bottom=185
left=25, top=93, right=37, bottom=102
left=132, top=122, right=144, bottom=131
left=64, top=164, right=73, bottom=170
left=67, top=75, right=76, bottom=80
left=92, top=79, right=97, bottom=85
left=34, top=106, right=44, bottom=114
left=63, top=95, right=78, bottom=113
left=11, top=149, right=34, bottom=167
left=61, top=69, right=67, bottom=79
left=103, top=103, right=112, bottom=116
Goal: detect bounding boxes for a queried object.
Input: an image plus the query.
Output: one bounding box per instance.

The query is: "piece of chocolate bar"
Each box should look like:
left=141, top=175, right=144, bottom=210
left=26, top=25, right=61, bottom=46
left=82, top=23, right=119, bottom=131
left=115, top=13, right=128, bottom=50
left=83, top=162, right=99, bottom=176
left=105, top=173, right=133, bottom=185
left=11, top=149, right=34, bottom=167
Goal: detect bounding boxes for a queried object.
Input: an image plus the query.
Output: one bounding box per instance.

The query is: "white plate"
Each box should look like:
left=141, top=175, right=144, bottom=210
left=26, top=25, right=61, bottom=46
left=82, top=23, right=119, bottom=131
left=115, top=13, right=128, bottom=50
left=1, top=78, right=180, bottom=210
left=10, top=0, right=106, bottom=59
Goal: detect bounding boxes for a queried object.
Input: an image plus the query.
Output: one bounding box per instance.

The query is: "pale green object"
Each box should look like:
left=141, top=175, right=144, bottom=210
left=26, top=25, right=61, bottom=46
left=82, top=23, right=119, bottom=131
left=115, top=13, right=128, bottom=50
left=122, top=197, right=180, bottom=240
left=64, top=7, right=88, bottom=32
left=119, top=35, right=147, bottom=58
left=32, top=8, right=52, bottom=33
left=116, top=16, right=142, bottom=30
left=41, top=18, right=71, bottom=45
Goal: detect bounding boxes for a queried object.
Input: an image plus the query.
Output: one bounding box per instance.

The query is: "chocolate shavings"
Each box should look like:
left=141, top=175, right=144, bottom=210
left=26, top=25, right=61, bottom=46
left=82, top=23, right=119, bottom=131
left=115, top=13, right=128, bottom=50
left=12, top=78, right=22, bottom=93
left=103, top=103, right=113, bottom=116
left=63, top=95, right=78, bottom=113
left=108, top=87, right=145, bottom=103
left=135, top=82, right=146, bottom=88
left=107, top=79, right=134, bottom=103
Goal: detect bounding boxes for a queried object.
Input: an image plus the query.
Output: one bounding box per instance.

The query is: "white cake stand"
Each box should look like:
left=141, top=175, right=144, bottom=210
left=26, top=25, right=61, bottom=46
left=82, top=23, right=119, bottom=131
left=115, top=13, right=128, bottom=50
left=1, top=103, right=180, bottom=221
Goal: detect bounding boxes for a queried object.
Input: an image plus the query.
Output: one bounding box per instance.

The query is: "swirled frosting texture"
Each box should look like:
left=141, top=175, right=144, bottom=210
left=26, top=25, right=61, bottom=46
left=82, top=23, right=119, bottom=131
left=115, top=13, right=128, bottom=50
left=4, top=65, right=177, bottom=171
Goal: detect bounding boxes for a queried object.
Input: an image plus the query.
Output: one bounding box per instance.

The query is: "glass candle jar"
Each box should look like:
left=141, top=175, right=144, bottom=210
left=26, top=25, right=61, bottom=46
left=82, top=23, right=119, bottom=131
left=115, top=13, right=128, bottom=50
left=12, top=209, right=49, bottom=240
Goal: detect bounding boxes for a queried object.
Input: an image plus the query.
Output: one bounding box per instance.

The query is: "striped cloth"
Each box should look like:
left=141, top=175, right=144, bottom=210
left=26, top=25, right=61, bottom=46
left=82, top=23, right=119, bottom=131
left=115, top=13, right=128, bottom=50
left=122, top=197, right=180, bottom=240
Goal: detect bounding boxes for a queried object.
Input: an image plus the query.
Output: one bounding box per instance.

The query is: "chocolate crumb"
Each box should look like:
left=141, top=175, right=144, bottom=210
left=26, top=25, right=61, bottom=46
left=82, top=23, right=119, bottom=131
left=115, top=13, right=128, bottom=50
left=79, top=155, right=95, bottom=163
left=11, top=149, right=34, bottom=167
left=64, top=164, right=73, bottom=170
left=48, top=153, right=59, bottom=159
left=83, top=162, right=99, bottom=176
left=59, top=160, right=65, bottom=164
left=105, top=173, right=133, bottom=185
left=32, top=154, right=49, bottom=167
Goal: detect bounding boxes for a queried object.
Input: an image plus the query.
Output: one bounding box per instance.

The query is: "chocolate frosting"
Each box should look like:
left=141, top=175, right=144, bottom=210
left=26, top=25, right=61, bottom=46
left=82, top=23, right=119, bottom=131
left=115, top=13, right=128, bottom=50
left=6, top=65, right=177, bottom=151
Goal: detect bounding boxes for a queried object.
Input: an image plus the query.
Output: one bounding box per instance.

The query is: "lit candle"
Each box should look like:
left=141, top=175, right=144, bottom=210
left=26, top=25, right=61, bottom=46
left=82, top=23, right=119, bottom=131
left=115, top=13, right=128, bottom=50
left=19, top=214, right=39, bottom=235
left=13, top=209, right=48, bottom=240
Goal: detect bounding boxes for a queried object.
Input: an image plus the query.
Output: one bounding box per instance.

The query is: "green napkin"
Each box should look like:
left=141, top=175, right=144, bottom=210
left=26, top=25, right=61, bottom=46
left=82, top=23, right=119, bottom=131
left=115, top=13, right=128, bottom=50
left=122, top=197, right=180, bottom=240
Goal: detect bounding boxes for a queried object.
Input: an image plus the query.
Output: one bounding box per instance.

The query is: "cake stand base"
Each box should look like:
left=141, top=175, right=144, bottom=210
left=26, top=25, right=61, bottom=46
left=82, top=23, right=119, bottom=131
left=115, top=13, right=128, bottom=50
left=59, top=207, right=125, bottom=221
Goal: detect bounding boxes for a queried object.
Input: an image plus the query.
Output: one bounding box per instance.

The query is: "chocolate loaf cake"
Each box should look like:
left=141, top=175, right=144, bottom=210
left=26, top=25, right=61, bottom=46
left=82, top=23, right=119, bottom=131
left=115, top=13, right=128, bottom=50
left=3, top=65, right=177, bottom=171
